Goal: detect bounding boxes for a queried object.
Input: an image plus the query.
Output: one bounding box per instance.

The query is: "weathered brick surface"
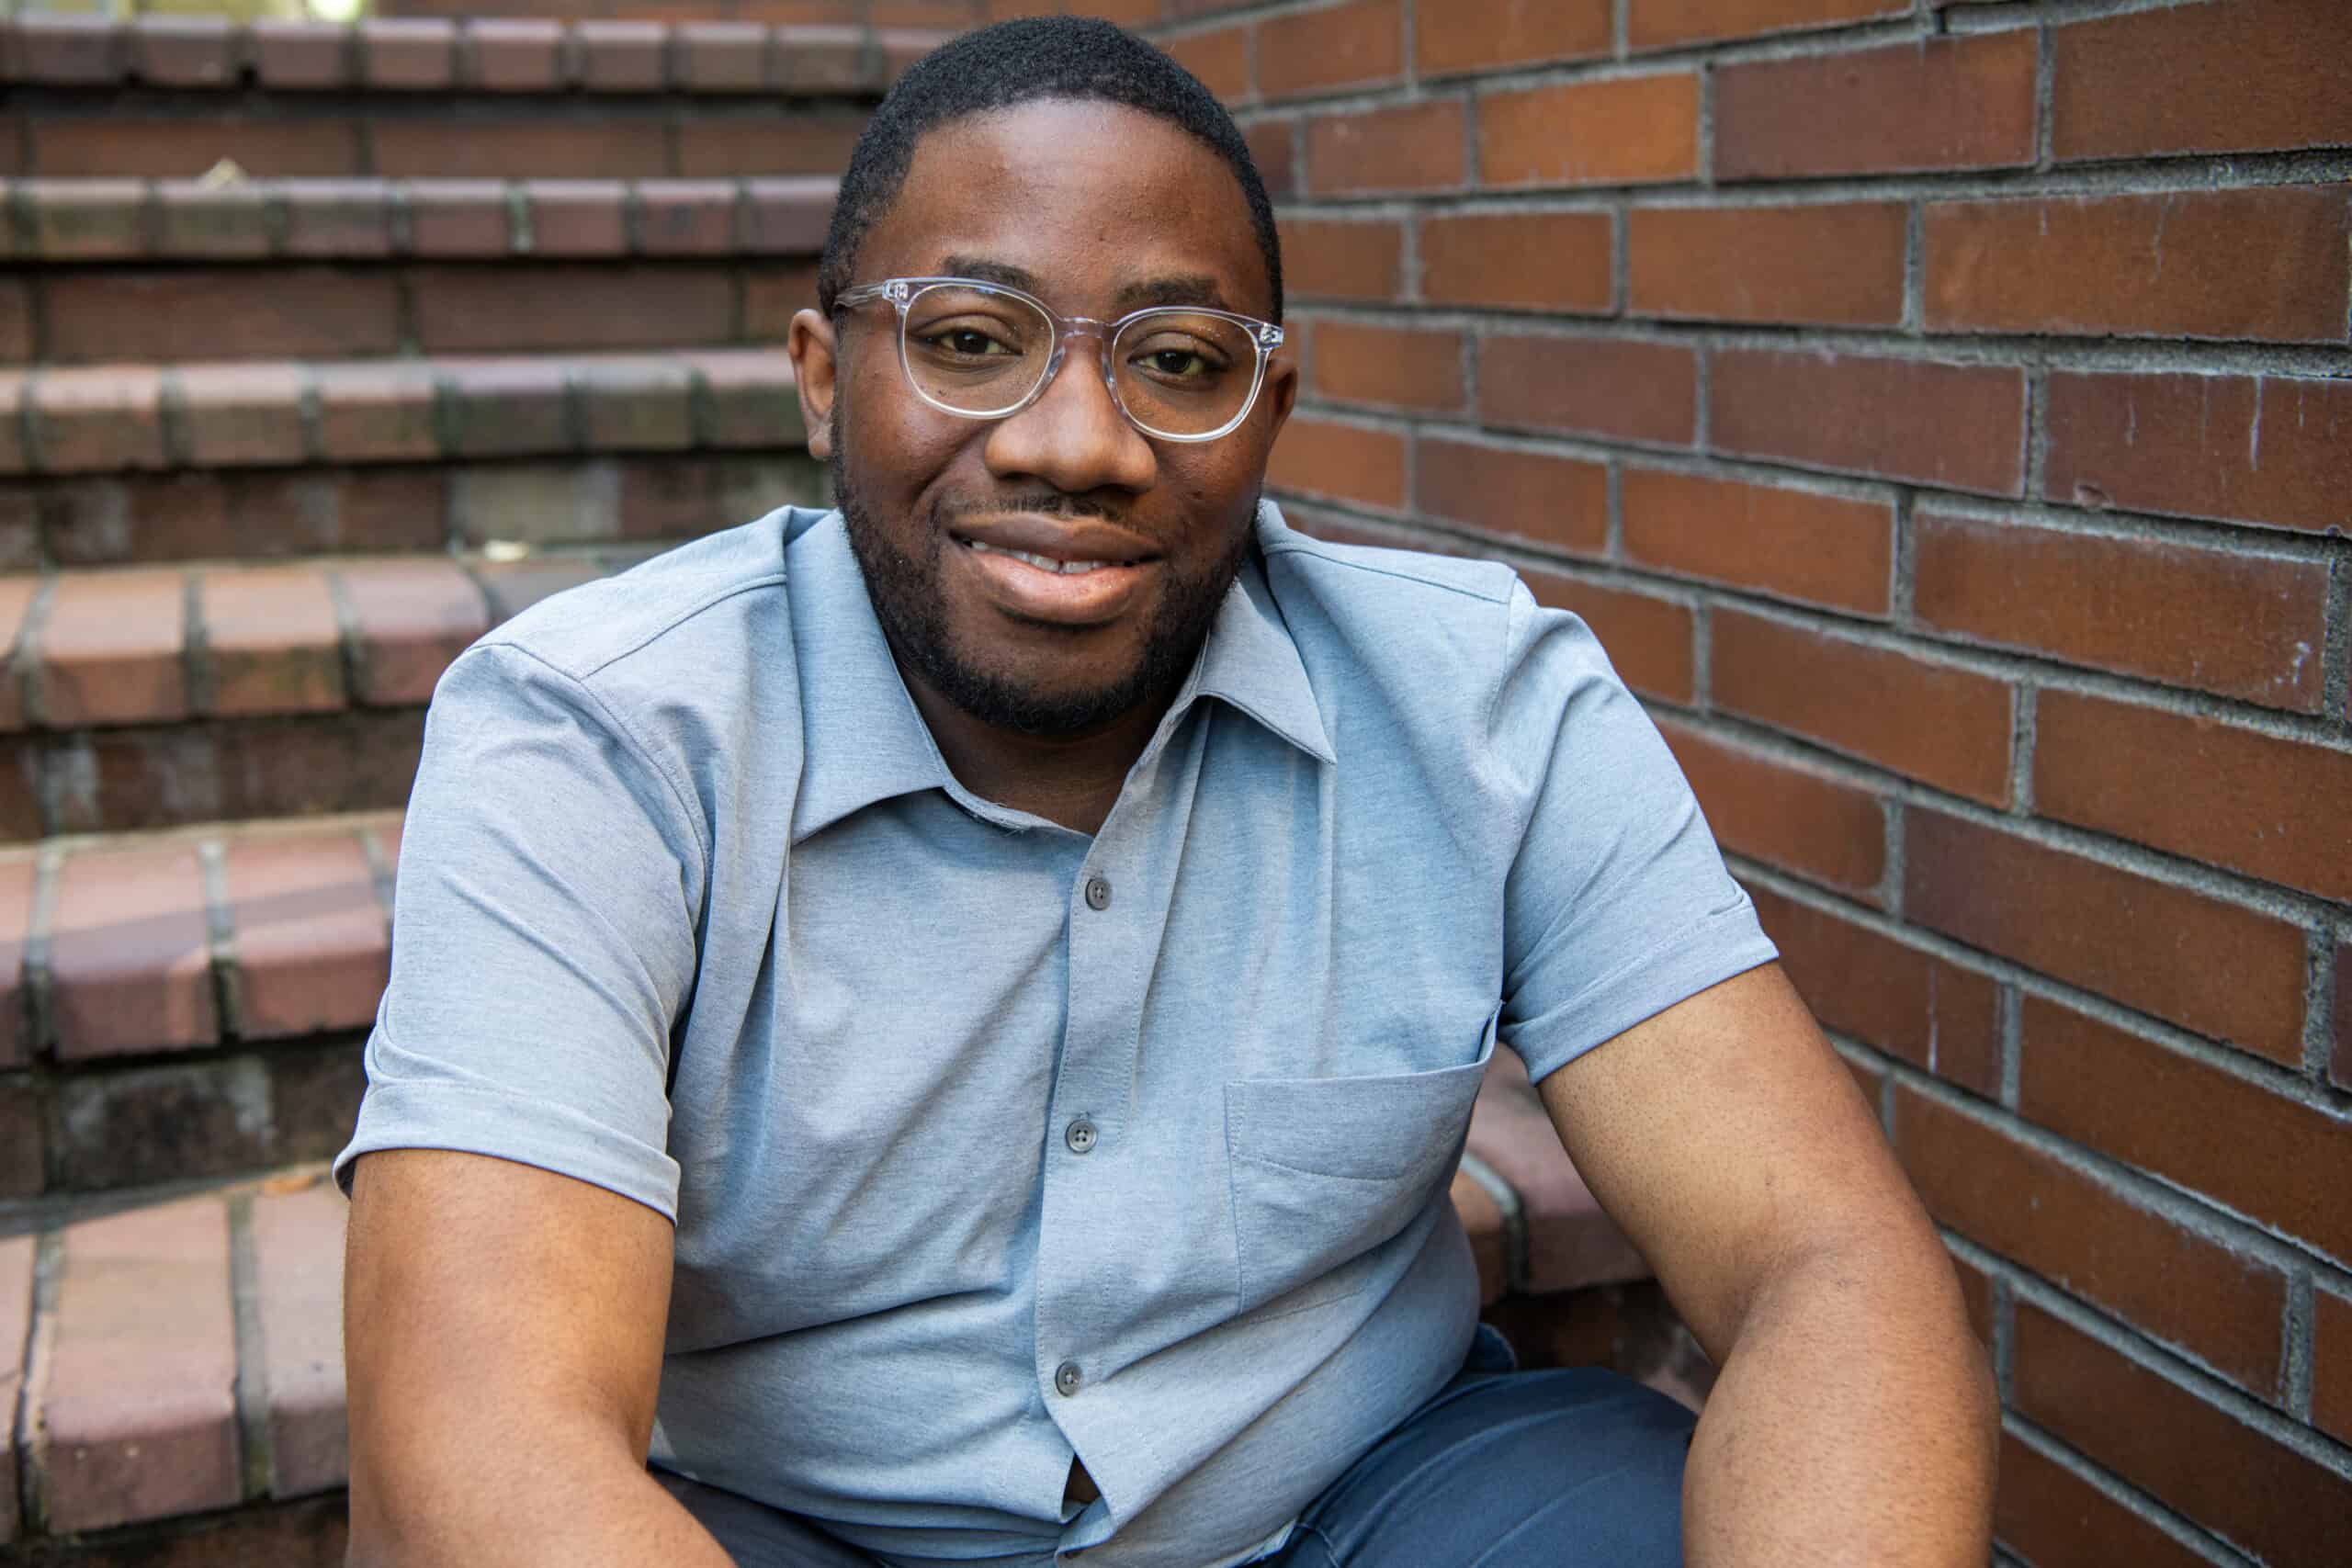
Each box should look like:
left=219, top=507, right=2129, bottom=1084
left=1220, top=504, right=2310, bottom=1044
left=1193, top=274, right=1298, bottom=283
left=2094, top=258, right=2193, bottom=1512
left=1305, top=98, right=1465, bottom=195
left=198, top=567, right=345, bottom=717
left=2316, top=1283, right=2352, bottom=1448
left=252, top=1179, right=352, bottom=1498
left=36, top=1198, right=241, bottom=1533
left=1629, top=203, right=1906, bottom=327
left=1479, top=73, right=1698, bottom=188
left=1994, top=1432, right=2216, bottom=1568
left=1258, top=0, right=1398, bottom=100
left=1419, top=211, right=1613, bottom=314
left=1658, top=719, right=1888, bottom=901
left=2050, top=0, right=2352, bottom=163
left=335, top=559, right=491, bottom=706
left=0, top=854, right=35, bottom=1067
left=1620, top=468, right=1893, bottom=615
left=49, top=841, right=217, bottom=1060
left=39, top=570, right=187, bottom=728
left=1309, top=321, right=1464, bottom=413
left=0, top=1231, right=29, bottom=1539
left=1264, top=416, right=1406, bottom=510
left=1480, top=335, right=1696, bottom=446
left=224, top=830, right=389, bottom=1041
left=1278, top=217, right=1404, bottom=301
left=1417, top=0, right=1608, bottom=76
left=2042, top=371, right=2351, bottom=534
left=1631, top=0, right=1903, bottom=50
left=1713, top=30, right=2038, bottom=179
left=1414, top=436, right=1606, bottom=557
left=1709, top=352, right=2025, bottom=496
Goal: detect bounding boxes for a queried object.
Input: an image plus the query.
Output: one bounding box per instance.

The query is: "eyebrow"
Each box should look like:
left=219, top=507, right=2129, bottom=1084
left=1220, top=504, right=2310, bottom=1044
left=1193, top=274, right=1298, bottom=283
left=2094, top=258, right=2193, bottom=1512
left=935, top=255, right=1234, bottom=315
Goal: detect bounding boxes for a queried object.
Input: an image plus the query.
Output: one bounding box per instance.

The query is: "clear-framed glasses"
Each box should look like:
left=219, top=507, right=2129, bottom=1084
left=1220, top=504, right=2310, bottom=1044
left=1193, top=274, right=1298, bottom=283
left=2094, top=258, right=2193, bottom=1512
left=834, top=276, right=1284, bottom=444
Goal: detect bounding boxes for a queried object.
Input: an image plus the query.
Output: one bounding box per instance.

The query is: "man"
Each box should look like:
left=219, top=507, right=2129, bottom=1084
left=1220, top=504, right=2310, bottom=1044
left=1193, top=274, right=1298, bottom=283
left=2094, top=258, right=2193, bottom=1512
left=341, top=18, right=1994, bottom=1568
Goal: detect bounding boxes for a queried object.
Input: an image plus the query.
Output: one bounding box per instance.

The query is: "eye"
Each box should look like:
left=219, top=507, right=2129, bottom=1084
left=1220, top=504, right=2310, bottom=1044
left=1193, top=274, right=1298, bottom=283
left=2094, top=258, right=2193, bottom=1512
left=920, top=324, right=1022, bottom=359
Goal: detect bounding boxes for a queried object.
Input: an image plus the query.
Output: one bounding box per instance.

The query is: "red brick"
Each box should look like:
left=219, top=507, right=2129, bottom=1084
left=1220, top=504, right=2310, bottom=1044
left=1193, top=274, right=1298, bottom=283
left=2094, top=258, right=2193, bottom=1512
left=176, top=363, right=311, bottom=469
left=412, top=267, right=735, bottom=354
left=1905, top=811, right=2307, bottom=1062
left=2052, top=0, right=2352, bottom=164
left=1926, top=186, right=2352, bottom=344
left=334, top=559, right=490, bottom=706
left=1657, top=719, right=1887, bottom=900
left=1714, top=31, right=2037, bottom=180
left=1419, top=211, right=1613, bottom=313
left=575, top=19, right=671, bottom=93
left=377, top=118, right=673, bottom=181
left=0, top=741, right=37, bottom=843
left=639, top=180, right=741, bottom=255
left=46, top=1055, right=273, bottom=1190
left=252, top=20, right=354, bottom=90
left=360, top=17, right=458, bottom=90
left=1479, top=334, right=1695, bottom=446
left=1995, top=1431, right=2219, bottom=1568
left=154, top=180, right=270, bottom=258
left=741, top=263, right=822, bottom=339
left=1467, top=1052, right=1646, bottom=1294
left=1415, top=436, right=1606, bottom=557
left=32, top=366, right=169, bottom=474
left=1713, top=610, right=2011, bottom=804
left=677, top=21, right=770, bottom=93
left=1479, top=73, right=1698, bottom=188
left=2020, top=998, right=2352, bottom=1273
left=14, top=14, right=124, bottom=84
left=476, top=557, right=605, bottom=623
left=314, top=362, right=441, bottom=464
left=1260, top=0, right=1400, bottom=100
left=2035, top=690, right=2352, bottom=902
left=2315, top=1283, right=2352, bottom=1448
left=254, top=1180, right=352, bottom=1498
left=1519, top=570, right=1694, bottom=705
left=282, top=180, right=395, bottom=258
left=40, top=569, right=187, bottom=727
left=1630, top=0, right=1903, bottom=50
left=0, top=577, right=33, bottom=733
left=1948, top=1251, right=1996, bottom=1351
left=1894, top=1085, right=2286, bottom=1395
left=1162, top=23, right=1250, bottom=102
left=2013, top=1303, right=2352, bottom=1568
left=1709, top=350, right=2024, bottom=496
left=33, top=117, right=364, bottom=180
left=1266, top=415, right=1406, bottom=510
left=1746, top=883, right=2000, bottom=1098
left=464, top=18, right=566, bottom=92
left=406, top=178, right=515, bottom=257
left=1277, top=217, right=1404, bottom=302
left=225, top=831, right=388, bottom=1040
left=0, top=854, right=33, bottom=1067
left=443, top=360, right=572, bottom=458
left=1621, top=469, right=1892, bottom=615
left=36, top=1198, right=241, bottom=1532
left=0, top=1085, right=40, bottom=1203
left=2044, top=372, right=2352, bottom=535
left=22, top=178, right=152, bottom=260
left=1417, top=0, right=1609, bottom=76
left=769, top=25, right=885, bottom=93
left=1310, top=321, right=1464, bottom=413
left=0, top=1235, right=31, bottom=1527
left=676, top=114, right=866, bottom=178
left=577, top=356, right=695, bottom=451
left=51, top=712, right=424, bottom=840
left=200, top=566, right=346, bottom=717
left=1451, top=1164, right=1510, bottom=1305
left=684, top=350, right=808, bottom=447
left=45, top=269, right=401, bottom=365
left=1912, top=512, right=2328, bottom=714
left=1629, top=202, right=1905, bottom=327
left=1305, top=99, right=1465, bottom=196
left=50, top=841, right=217, bottom=1060
left=0, top=376, right=24, bottom=477
left=130, top=17, right=239, bottom=88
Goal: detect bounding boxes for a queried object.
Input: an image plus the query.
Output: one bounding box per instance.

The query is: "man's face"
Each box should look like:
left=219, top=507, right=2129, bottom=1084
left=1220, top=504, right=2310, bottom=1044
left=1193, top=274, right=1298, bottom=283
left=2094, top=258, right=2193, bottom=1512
left=792, top=98, right=1295, bottom=738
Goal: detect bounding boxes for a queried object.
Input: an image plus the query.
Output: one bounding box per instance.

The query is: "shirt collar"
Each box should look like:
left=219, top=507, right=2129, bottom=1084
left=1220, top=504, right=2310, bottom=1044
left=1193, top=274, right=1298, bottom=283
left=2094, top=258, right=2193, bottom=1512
left=786, top=502, right=1335, bottom=846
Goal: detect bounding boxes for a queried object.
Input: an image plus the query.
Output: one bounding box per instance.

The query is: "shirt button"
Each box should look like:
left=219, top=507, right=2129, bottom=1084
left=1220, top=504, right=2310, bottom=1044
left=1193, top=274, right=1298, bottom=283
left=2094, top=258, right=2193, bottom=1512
left=1065, top=1116, right=1098, bottom=1155
left=1083, top=875, right=1112, bottom=911
left=1055, top=1359, right=1083, bottom=1396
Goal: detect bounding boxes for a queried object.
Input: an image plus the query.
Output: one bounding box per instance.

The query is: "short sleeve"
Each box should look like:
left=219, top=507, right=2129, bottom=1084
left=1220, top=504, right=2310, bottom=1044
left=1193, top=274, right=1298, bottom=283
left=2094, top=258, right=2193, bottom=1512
left=334, top=642, right=707, bottom=1219
left=1494, top=581, right=1777, bottom=1082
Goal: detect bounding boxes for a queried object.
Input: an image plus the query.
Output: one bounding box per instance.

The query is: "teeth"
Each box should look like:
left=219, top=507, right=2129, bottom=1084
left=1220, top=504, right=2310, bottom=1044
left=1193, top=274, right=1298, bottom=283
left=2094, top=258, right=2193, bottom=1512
left=966, top=539, right=1117, bottom=574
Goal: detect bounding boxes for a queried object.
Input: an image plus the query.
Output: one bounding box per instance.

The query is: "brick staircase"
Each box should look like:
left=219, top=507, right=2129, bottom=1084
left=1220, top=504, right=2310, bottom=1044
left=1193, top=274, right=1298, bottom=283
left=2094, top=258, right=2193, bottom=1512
left=0, top=10, right=1685, bottom=1560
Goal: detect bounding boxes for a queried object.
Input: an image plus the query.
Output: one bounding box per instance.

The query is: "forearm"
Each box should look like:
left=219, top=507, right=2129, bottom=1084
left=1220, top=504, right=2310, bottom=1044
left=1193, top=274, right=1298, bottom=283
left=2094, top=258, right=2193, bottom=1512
left=1681, top=1224, right=1997, bottom=1566
left=348, top=1404, right=737, bottom=1568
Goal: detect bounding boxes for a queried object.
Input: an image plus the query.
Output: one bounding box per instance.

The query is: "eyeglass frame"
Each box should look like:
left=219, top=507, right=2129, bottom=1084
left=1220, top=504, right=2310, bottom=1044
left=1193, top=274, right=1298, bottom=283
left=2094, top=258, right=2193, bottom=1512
left=833, top=276, right=1287, bottom=445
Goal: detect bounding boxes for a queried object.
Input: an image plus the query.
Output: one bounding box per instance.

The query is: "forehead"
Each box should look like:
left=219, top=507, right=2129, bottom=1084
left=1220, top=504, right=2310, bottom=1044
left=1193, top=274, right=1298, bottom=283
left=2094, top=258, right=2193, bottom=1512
left=860, top=98, right=1272, bottom=315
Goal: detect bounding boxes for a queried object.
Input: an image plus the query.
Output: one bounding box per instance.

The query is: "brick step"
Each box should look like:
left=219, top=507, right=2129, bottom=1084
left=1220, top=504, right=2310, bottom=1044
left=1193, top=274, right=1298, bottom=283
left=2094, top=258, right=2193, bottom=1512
left=0, top=344, right=806, bottom=477
left=2, top=446, right=823, bottom=572
left=3, top=180, right=829, bottom=368
left=4, top=14, right=924, bottom=181
left=0, top=1137, right=1655, bottom=1551
left=378, top=0, right=986, bottom=26
left=0, top=543, right=698, bottom=844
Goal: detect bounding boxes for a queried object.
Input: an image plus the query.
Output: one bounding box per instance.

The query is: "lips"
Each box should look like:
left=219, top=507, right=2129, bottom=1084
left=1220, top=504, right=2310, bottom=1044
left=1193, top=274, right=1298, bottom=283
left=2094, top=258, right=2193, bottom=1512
left=946, top=514, right=1159, bottom=626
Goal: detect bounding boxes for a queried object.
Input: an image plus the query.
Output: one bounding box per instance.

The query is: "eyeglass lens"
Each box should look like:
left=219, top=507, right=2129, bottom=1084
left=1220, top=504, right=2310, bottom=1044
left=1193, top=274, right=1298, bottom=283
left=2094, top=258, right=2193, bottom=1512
left=900, top=283, right=1260, bottom=438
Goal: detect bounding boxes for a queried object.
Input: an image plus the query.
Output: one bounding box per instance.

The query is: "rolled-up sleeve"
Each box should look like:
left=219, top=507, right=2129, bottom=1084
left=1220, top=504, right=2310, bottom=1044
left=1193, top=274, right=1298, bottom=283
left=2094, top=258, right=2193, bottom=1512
left=1493, top=581, right=1778, bottom=1082
left=334, top=641, right=706, bottom=1220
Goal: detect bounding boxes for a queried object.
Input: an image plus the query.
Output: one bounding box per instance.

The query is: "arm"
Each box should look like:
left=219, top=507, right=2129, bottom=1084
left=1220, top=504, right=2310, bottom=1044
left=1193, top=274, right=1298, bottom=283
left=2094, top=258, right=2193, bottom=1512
left=1539, top=963, right=1996, bottom=1566
left=344, top=1149, right=736, bottom=1568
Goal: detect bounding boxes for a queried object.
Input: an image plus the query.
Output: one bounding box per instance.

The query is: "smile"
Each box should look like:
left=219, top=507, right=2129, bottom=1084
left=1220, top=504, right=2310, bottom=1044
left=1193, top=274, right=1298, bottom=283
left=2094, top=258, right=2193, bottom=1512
left=964, top=540, right=1127, bottom=575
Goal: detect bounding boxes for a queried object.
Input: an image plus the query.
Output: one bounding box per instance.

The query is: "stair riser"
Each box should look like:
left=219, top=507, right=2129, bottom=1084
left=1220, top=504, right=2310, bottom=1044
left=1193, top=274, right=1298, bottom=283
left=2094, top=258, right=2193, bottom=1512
left=0, top=449, right=820, bottom=570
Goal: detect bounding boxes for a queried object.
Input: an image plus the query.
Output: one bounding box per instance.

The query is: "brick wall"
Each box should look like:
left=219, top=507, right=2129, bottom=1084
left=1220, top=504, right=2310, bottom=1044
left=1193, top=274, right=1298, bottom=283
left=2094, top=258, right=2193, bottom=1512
left=1132, top=0, right=2352, bottom=1563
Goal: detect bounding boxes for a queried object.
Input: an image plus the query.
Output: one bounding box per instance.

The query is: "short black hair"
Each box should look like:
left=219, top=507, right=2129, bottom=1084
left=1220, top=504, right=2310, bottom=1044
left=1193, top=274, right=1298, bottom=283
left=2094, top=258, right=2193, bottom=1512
left=817, top=17, right=1283, bottom=322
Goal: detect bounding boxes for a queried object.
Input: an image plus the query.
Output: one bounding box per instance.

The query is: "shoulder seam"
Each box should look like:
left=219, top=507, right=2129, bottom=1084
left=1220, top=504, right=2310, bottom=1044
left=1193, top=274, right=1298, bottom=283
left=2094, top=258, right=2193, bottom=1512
left=514, top=570, right=792, bottom=684
left=1262, top=535, right=1513, bottom=605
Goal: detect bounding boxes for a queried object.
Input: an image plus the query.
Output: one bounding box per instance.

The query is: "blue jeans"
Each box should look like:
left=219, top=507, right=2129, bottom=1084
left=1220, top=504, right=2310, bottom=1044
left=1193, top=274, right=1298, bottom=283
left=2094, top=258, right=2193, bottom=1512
left=657, top=1332, right=1696, bottom=1568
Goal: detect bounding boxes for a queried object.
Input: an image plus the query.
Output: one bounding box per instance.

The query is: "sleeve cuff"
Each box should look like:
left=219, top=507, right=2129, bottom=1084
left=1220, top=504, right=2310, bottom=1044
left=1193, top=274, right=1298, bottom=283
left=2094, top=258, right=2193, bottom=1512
left=334, top=1077, right=682, bottom=1222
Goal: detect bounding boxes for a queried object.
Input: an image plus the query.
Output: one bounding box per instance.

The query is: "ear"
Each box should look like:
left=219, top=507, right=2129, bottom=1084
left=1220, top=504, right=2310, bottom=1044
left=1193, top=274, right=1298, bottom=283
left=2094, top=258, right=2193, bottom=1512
left=787, top=307, right=840, bottom=460
left=1258, top=347, right=1299, bottom=449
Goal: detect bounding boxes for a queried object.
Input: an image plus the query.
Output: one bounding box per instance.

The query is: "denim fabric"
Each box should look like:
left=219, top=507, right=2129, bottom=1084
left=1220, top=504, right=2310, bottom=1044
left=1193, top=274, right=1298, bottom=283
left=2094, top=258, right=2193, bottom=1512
left=337, top=502, right=1771, bottom=1567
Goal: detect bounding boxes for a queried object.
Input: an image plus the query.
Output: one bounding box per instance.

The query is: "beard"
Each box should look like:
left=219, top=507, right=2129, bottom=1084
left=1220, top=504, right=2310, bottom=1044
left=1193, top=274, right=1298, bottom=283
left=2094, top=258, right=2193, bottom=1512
left=831, top=427, right=1255, bottom=739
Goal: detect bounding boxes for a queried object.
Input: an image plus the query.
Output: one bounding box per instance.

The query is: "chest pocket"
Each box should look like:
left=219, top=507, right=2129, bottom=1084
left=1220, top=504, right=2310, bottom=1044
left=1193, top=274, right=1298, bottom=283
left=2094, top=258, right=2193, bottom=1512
left=1222, top=1014, right=1498, bottom=1319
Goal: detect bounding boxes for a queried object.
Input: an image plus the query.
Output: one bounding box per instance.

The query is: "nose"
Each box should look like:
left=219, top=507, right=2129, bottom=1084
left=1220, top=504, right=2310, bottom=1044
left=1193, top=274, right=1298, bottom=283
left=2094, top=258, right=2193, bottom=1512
left=981, top=334, right=1157, bottom=496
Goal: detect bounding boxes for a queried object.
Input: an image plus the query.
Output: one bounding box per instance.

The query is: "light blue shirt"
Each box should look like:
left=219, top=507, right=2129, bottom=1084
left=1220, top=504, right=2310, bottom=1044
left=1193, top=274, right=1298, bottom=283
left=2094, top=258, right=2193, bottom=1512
left=337, top=502, right=1774, bottom=1568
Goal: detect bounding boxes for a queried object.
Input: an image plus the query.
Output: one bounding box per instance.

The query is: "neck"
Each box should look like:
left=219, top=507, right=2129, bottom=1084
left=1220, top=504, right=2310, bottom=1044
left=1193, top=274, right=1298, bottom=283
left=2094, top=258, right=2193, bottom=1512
left=895, top=660, right=1178, bottom=836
